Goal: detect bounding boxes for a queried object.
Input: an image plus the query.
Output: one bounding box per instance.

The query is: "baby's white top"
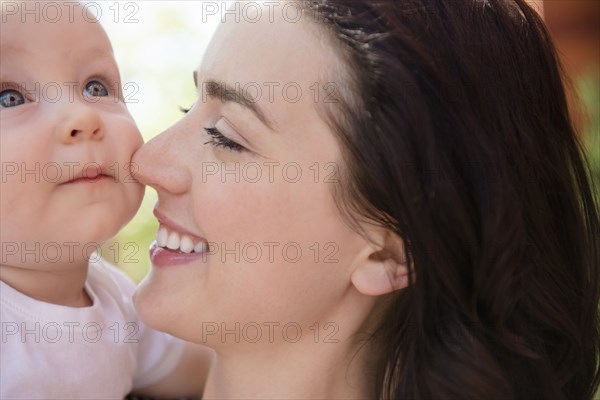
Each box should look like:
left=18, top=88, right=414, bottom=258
left=0, top=256, right=184, bottom=399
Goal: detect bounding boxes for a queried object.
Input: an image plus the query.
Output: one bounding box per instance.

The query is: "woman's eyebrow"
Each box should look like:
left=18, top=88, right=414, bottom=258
left=194, top=72, right=276, bottom=131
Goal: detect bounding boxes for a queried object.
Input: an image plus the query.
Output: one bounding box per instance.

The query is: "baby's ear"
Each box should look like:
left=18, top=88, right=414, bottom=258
left=351, top=231, right=414, bottom=296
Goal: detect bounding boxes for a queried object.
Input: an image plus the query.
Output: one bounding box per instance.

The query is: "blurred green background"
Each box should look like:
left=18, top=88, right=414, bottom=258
left=580, top=74, right=600, bottom=207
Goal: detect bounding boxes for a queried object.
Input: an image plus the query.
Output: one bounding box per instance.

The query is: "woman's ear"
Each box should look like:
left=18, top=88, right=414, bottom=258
left=351, top=232, right=414, bottom=296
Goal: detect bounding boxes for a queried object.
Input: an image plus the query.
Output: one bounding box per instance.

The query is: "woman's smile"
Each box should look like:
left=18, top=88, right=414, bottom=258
left=150, top=208, right=209, bottom=267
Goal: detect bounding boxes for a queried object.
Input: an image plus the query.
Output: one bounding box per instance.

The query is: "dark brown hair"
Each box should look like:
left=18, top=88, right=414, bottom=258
left=301, top=0, right=600, bottom=398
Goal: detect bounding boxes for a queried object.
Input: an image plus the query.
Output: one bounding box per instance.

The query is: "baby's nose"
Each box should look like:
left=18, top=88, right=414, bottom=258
left=56, top=101, right=105, bottom=144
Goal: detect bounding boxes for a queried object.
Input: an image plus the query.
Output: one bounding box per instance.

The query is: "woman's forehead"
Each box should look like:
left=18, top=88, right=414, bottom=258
left=199, top=8, right=336, bottom=91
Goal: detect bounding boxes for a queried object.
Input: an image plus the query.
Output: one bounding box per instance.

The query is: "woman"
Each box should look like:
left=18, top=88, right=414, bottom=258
left=131, top=0, right=600, bottom=398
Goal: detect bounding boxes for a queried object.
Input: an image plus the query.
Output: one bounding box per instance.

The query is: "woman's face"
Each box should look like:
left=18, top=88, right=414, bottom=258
left=133, top=3, right=376, bottom=346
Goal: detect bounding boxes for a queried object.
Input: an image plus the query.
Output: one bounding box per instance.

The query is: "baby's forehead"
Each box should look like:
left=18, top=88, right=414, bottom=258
left=1, top=2, right=113, bottom=56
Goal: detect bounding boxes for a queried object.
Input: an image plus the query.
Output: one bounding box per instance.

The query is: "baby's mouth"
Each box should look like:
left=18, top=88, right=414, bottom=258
left=156, top=225, right=208, bottom=254
left=65, top=174, right=110, bottom=184
left=62, top=164, right=113, bottom=184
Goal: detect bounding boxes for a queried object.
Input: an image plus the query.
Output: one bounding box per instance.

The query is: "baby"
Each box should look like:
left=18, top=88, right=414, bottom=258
left=0, top=2, right=211, bottom=398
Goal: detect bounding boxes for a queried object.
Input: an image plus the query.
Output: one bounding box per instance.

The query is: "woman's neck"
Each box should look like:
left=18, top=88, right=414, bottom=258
left=203, top=336, right=377, bottom=399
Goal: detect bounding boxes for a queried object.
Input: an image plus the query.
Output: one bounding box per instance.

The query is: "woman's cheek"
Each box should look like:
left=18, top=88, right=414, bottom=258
left=196, top=177, right=289, bottom=236
left=192, top=158, right=346, bottom=273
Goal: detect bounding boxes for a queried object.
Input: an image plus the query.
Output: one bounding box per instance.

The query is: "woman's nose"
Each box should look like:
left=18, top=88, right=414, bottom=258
left=55, top=100, right=105, bottom=144
left=131, top=122, right=192, bottom=195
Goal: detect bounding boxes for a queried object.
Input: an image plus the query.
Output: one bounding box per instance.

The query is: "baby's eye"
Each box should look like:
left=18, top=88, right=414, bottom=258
left=83, top=80, right=109, bottom=97
left=0, top=89, right=26, bottom=108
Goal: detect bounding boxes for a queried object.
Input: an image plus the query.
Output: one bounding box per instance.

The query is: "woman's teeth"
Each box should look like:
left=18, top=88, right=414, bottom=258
left=156, top=226, right=207, bottom=253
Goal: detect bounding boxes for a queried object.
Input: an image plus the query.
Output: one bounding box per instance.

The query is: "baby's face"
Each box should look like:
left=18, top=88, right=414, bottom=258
left=0, top=8, right=144, bottom=268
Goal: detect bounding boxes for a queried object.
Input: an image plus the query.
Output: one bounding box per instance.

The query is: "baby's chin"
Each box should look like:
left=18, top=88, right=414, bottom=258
left=107, top=186, right=144, bottom=233
left=68, top=181, right=145, bottom=246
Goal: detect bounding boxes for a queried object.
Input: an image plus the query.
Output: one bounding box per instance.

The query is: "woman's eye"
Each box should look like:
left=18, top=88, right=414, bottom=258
left=83, top=80, right=109, bottom=97
left=0, top=89, right=26, bottom=108
left=204, top=127, right=245, bottom=153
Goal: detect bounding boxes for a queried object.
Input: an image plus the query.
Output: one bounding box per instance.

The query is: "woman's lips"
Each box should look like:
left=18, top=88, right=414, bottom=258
left=150, top=209, right=209, bottom=267
left=149, top=241, right=208, bottom=267
left=153, top=208, right=206, bottom=243
left=156, top=225, right=207, bottom=253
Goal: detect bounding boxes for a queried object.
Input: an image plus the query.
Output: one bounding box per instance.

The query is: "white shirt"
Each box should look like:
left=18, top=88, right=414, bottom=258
left=0, top=257, right=184, bottom=399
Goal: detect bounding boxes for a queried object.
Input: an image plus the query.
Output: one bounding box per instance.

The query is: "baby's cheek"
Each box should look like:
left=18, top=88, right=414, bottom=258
left=110, top=141, right=145, bottom=227
left=124, top=121, right=144, bottom=156
left=109, top=118, right=144, bottom=179
left=112, top=112, right=144, bottom=153
left=123, top=179, right=145, bottom=218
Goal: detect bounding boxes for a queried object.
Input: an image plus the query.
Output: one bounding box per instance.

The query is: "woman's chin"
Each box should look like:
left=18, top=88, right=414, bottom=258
left=132, top=274, right=171, bottom=333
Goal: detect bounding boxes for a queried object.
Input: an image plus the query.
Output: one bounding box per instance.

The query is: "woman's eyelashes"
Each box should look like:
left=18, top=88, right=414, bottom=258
left=179, top=107, right=246, bottom=153
left=204, top=127, right=245, bottom=152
